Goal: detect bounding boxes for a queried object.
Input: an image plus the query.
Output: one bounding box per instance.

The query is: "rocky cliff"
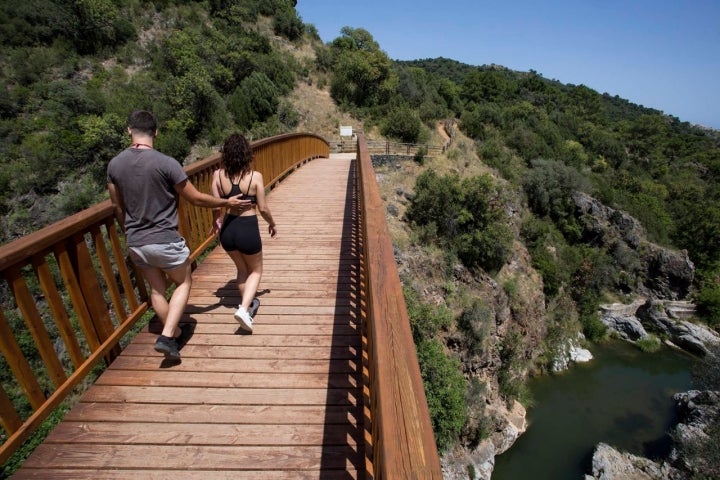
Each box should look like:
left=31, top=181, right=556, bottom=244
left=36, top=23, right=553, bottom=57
left=376, top=136, right=715, bottom=479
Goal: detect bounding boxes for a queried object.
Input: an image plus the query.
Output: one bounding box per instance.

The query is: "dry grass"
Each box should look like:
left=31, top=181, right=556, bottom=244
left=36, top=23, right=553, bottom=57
left=288, top=81, right=360, bottom=140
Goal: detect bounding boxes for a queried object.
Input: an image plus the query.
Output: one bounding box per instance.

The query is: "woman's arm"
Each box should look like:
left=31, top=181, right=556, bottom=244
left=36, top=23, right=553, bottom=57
left=254, top=172, right=277, bottom=238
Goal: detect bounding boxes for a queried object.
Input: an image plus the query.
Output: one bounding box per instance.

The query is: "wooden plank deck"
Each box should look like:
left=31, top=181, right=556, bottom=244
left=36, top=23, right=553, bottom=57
left=12, top=155, right=367, bottom=479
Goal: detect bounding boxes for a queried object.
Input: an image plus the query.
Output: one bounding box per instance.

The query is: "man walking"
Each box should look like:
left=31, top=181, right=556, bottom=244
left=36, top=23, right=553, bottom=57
left=108, top=110, right=249, bottom=360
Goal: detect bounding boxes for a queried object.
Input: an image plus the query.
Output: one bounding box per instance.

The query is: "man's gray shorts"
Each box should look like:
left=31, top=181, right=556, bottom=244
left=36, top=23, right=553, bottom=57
left=129, top=240, right=190, bottom=270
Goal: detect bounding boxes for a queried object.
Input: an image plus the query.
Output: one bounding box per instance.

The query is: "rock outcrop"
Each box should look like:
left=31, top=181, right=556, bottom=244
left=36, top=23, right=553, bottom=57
left=441, top=400, right=527, bottom=480
left=600, top=298, right=720, bottom=356
left=636, top=300, right=720, bottom=356
left=670, top=390, right=720, bottom=475
left=572, top=191, right=695, bottom=300
left=585, top=443, right=687, bottom=480
left=552, top=333, right=593, bottom=372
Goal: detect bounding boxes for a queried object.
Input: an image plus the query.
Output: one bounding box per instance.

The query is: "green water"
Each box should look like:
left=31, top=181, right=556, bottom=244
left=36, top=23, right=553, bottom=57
left=491, top=340, right=696, bottom=480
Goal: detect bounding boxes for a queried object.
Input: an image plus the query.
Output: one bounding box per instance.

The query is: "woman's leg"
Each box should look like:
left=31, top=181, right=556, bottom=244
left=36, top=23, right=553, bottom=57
left=239, top=251, right=263, bottom=312
left=226, top=250, right=249, bottom=300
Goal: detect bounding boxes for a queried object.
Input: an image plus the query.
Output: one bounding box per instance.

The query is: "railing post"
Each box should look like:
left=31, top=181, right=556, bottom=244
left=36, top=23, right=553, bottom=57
left=66, top=232, right=120, bottom=362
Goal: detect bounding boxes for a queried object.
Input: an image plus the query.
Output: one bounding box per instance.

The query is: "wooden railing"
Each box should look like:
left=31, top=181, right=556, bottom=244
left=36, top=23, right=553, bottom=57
left=332, top=139, right=446, bottom=156
left=0, top=133, right=328, bottom=465
left=0, top=131, right=442, bottom=478
left=356, top=133, right=442, bottom=478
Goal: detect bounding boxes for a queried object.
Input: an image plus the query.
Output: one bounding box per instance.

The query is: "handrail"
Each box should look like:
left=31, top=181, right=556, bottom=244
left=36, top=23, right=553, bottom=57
left=0, top=132, right=329, bottom=465
left=356, top=133, right=442, bottom=478
left=333, top=139, right=446, bottom=156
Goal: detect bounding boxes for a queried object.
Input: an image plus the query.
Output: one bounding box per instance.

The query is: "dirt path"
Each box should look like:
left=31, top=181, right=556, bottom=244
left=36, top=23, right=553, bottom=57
left=437, top=121, right=451, bottom=142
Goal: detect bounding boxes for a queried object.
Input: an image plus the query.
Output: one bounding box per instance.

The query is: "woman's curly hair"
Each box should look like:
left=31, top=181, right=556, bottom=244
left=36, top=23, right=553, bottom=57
left=221, top=133, right=253, bottom=179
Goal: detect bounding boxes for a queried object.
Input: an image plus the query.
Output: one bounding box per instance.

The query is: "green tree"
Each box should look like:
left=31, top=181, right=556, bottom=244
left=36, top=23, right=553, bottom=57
left=327, top=27, right=396, bottom=108
left=695, top=275, right=720, bottom=329
left=71, top=0, right=135, bottom=54
left=380, top=102, right=422, bottom=143
left=461, top=69, right=518, bottom=104
left=522, top=159, right=590, bottom=240
left=229, top=71, right=279, bottom=129
left=454, top=175, right=514, bottom=272
left=273, top=3, right=304, bottom=41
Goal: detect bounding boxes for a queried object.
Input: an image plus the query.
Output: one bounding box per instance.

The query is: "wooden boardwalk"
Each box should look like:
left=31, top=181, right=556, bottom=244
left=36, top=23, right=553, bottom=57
left=12, top=155, right=366, bottom=479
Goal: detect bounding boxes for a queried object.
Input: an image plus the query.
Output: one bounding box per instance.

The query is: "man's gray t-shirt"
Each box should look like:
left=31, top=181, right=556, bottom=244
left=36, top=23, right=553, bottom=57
left=107, top=148, right=188, bottom=247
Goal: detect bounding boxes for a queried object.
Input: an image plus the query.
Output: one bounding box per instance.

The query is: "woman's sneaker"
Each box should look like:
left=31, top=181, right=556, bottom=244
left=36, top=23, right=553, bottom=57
left=248, top=298, right=260, bottom=317
left=234, top=306, right=253, bottom=332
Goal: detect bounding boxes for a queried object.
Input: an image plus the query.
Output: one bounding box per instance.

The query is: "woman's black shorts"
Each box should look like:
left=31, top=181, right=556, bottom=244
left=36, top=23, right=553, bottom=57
left=219, top=215, right=262, bottom=255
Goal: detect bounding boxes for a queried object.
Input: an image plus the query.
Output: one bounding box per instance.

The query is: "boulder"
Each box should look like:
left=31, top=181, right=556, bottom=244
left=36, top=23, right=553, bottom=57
left=601, top=314, right=649, bottom=341
left=641, top=245, right=695, bottom=300
left=636, top=299, right=720, bottom=356
left=552, top=334, right=594, bottom=372
left=587, top=443, right=687, bottom=480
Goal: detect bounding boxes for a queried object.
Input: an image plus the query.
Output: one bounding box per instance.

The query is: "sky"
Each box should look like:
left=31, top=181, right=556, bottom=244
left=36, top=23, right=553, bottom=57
left=295, top=0, right=720, bottom=130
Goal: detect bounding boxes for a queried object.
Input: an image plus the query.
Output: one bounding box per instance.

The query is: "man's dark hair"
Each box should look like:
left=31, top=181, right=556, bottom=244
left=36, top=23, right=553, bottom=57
left=128, top=110, right=157, bottom=136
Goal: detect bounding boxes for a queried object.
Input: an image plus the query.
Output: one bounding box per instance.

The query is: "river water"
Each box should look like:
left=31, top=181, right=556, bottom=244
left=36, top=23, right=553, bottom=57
left=491, top=340, right=696, bottom=480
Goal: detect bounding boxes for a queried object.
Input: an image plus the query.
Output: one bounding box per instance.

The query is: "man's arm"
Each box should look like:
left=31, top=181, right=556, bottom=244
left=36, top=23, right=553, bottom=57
left=107, top=182, right=126, bottom=232
left=210, top=170, right=224, bottom=233
left=175, top=179, right=250, bottom=209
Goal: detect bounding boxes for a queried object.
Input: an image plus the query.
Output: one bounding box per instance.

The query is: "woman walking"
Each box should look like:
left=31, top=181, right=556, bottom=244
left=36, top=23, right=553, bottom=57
left=212, top=133, right=277, bottom=332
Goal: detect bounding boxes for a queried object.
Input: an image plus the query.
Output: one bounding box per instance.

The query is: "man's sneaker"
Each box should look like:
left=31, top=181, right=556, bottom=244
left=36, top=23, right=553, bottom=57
left=174, top=323, right=194, bottom=349
left=248, top=298, right=260, bottom=318
left=234, top=305, right=254, bottom=332
left=154, top=335, right=180, bottom=360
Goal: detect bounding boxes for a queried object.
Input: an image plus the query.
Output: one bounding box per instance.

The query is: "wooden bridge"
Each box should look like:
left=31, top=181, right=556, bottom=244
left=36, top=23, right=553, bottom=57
left=0, top=134, right=441, bottom=479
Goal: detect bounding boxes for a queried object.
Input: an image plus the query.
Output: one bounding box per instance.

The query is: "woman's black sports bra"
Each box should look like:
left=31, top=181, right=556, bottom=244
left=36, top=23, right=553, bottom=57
left=222, top=171, right=256, bottom=204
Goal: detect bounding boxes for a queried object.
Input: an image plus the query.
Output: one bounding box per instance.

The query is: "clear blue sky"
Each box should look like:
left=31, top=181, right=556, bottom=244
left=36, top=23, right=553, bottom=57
left=296, top=0, right=720, bottom=129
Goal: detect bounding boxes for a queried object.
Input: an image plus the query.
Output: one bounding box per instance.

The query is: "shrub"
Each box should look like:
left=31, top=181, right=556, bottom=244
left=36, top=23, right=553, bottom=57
left=273, top=7, right=304, bottom=41
left=381, top=103, right=422, bottom=143
left=277, top=100, right=300, bottom=130
left=695, top=279, right=720, bottom=329
left=405, top=170, right=513, bottom=272
left=155, top=124, right=191, bottom=162
left=579, top=312, right=608, bottom=342
left=497, top=330, right=527, bottom=403
left=522, top=158, right=590, bottom=241
left=416, top=338, right=467, bottom=452
left=413, top=146, right=426, bottom=165
left=404, top=285, right=452, bottom=343
left=636, top=335, right=661, bottom=353
left=53, top=174, right=103, bottom=217
left=458, top=299, right=493, bottom=354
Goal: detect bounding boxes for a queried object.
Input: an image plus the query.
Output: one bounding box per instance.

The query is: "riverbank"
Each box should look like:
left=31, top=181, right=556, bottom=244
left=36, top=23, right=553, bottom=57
left=491, top=340, right=696, bottom=479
